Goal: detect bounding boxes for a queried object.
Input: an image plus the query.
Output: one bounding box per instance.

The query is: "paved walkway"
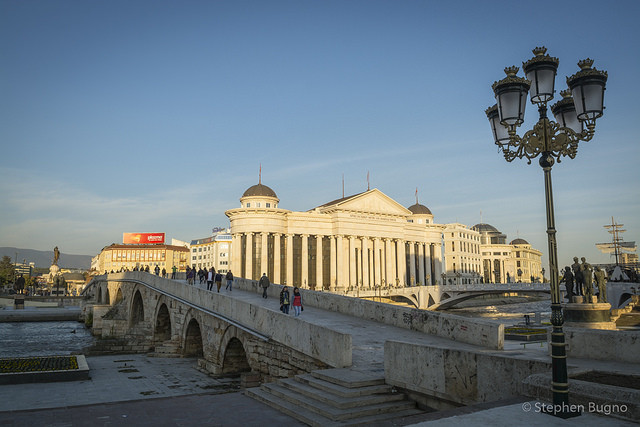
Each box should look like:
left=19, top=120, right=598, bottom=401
left=1, top=278, right=637, bottom=425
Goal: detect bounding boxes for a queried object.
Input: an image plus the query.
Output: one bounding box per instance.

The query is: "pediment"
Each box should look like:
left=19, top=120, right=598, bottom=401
left=317, top=189, right=411, bottom=217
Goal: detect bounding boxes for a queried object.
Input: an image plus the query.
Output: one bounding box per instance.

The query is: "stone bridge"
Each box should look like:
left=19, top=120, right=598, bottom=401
left=343, top=282, right=550, bottom=310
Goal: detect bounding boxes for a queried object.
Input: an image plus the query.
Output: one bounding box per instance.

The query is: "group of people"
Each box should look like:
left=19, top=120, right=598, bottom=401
left=560, top=256, right=607, bottom=303
left=258, top=273, right=304, bottom=316
left=185, top=266, right=234, bottom=292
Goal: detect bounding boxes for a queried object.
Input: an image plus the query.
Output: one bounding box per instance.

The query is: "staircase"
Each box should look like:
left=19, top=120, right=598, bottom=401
left=149, top=340, right=182, bottom=357
left=245, top=368, right=423, bottom=426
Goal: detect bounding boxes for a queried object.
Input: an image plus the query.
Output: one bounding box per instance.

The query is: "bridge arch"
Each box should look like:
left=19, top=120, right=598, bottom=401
left=619, top=293, right=633, bottom=308
left=184, top=318, right=204, bottom=357
left=114, top=288, right=123, bottom=304
left=105, top=288, right=110, bottom=305
left=130, top=290, right=144, bottom=326
left=218, top=326, right=251, bottom=374
left=97, top=287, right=103, bottom=304
left=154, top=302, right=172, bottom=343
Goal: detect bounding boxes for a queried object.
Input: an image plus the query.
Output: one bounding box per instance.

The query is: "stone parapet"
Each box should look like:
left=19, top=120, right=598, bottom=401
left=561, top=327, right=640, bottom=364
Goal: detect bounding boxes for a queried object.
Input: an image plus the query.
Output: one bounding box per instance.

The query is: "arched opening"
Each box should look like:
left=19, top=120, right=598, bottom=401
left=184, top=319, right=203, bottom=357
left=114, top=288, right=123, bottom=304
left=428, top=294, right=436, bottom=307
left=105, top=288, right=110, bottom=305
left=619, top=293, right=632, bottom=308
left=131, top=290, right=144, bottom=325
left=222, top=337, right=251, bottom=374
left=154, top=303, right=171, bottom=343
left=97, top=287, right=103, bottom=304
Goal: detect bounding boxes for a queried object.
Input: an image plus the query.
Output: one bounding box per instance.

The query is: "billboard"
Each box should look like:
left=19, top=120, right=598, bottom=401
left=123, top=233, right=165, bottom=244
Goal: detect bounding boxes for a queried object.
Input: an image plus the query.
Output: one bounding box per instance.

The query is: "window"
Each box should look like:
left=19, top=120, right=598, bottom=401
left=266, top=203, right=271, bottom=208
left=246, top=203, right=250, bottom=207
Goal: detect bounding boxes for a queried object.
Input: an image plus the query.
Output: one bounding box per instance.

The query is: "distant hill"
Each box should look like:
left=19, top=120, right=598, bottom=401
left=0, top=247, right=92, bottom=270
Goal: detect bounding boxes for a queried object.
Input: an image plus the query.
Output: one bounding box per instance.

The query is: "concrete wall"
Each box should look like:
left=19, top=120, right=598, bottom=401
left=231, top=277, right=503, bottom=350
left=384, top=340, right=551, bottom=406
left=562, top=327, right=640, bottom=364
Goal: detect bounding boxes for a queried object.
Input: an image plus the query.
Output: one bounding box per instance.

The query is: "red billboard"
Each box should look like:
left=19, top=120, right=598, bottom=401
left=123, top=233, right=165, bottom=244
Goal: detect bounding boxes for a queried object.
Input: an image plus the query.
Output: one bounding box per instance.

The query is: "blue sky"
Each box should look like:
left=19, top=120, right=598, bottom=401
left=1, top=0, right=638, bottom=272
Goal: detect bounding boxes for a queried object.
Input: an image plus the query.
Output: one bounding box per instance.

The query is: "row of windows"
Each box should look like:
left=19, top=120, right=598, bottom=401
left=450, top=232, right=479, bottom=241
left=244, top=202, right=276, bottom=208
left=450, top=241, right=480, bottom=254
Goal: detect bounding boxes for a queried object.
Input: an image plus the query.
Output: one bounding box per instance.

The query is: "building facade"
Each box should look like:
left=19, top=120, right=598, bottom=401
left=225, top=183, right=444, bottom=291
left=442, top=223, right=482, bottom=285
left=96, top=243, right=190, bottom=273
left=190, top=231, right=232, bottom=273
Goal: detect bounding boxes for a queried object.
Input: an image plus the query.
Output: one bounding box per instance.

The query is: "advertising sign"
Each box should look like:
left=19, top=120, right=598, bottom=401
left=123, top=233, right=165, bottom=244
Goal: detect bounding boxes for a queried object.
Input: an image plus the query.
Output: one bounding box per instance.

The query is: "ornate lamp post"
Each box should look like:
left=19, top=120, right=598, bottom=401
left=485, top=47, right=607, bottom=417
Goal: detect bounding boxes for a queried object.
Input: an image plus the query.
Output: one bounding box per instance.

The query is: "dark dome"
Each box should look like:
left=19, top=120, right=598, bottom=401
left=408, top=203, right=432, bottom=215
left=510, top=238, right=529, bottom=245
left=472, top=223, right=499, bottom=233
left=242, top=183, right=277, bottom=198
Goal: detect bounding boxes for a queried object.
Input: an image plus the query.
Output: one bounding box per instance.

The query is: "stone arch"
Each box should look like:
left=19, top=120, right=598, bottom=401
left=114, top=288, right=123, bottom=304
left=105, top=288, right=111, bottom=305
left=97, top=287, right=103, bottom=304
left=219, top=326, right=251, bottom=374
left=184, top=318, right=204, bottom=357
left=130, top=290, right=144, bottom=326
left=154, top=303, right=172, bottom=343
left=427, top=294, right=436, bottom=307
left=619, top=293, right=632, bottom=308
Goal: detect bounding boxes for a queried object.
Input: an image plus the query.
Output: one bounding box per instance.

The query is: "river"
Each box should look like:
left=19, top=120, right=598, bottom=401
left=0, top=321, right=95, bottom=358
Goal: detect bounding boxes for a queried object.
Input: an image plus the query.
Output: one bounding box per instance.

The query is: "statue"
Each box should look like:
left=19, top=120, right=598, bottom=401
left=571, top=257, right=583, bottom=296
left=581, top=257, right=594, bottom=303
left=594, top=266, right=607, bottom=303
left=560, top=266, right=574, bottom=301
left=53, top=246, right=60, bottom=265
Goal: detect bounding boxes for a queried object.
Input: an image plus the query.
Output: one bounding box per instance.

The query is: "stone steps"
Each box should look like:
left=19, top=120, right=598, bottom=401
left=245, top=368, right=423, bottom=426
left=149, top=340, right=182, bottom=358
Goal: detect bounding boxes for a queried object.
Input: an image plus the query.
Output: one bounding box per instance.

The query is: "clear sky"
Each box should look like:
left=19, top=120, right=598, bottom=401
left=1, top=0, right=638, bottom=272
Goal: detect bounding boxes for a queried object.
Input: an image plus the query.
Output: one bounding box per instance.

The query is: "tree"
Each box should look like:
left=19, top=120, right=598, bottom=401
left=0, top=256, right=15, bottom=286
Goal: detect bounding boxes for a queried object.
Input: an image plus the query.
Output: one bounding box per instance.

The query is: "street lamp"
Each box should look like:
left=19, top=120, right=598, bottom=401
left=485, top=46, right=607, bottom=418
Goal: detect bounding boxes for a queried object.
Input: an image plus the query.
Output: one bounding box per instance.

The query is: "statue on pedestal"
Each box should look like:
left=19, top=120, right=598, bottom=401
left=53, top=246, right=60, bottom=265
left=571, top=257, right=583, bottom=296
left=594, top=266, right=607, bottom=303
left=560, top=266, right=574, bottom=301
left=581, top=257, right=594, bottom=303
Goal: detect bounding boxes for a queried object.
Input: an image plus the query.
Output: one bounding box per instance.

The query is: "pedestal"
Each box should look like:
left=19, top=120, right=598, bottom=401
left=564, top=299, right=615, bottom=330
left=14, top=295, right=25, bottom=309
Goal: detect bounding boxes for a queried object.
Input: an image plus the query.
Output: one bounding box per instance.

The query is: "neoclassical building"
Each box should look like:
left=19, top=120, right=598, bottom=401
left=225, top=182, right=443, bottom=291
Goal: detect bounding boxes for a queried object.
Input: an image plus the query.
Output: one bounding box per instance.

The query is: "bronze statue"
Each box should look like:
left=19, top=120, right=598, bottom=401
left=560, top=266, right=574, bottom=301
left=571, top=256, right=583, bottom=296
left=581, top=257, right=594, bottom=303
left=594, top=266, right=607, bottom=303
left=53, top=246, right=60, bottom=265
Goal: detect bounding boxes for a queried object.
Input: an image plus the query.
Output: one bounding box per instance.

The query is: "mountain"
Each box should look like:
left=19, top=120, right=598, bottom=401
left=0, top=247, right=93, bottom=270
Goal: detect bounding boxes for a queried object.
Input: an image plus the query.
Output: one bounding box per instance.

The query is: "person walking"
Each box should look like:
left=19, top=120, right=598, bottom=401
left=292, top=287, right=303, bottom=317
left=225, top=271, right=234, bottom=291
left=259, top=273, right=270, bottom=298
left=161, top=268, right=166, bottom=278
left=215, top=271, right=223, bottom=293
left=171, top=265, right=177, bottom=279
left=207, top=268, right=214, bottom=291
left=154, top=265, right=160, bottom=276
left=279, top=286, right=291, bottom=314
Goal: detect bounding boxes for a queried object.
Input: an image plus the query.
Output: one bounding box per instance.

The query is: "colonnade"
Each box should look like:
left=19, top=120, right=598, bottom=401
left=231, top=232, right=442, bottom=290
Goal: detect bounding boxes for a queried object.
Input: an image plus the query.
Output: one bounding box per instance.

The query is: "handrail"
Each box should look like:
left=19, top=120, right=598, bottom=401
left=88, top=276, right=270, bottom=342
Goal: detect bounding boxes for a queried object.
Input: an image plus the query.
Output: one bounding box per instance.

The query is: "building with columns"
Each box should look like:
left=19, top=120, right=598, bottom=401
left=442, top=223, right=482, bottom=285
left=225, top=182, right=444, bottom=291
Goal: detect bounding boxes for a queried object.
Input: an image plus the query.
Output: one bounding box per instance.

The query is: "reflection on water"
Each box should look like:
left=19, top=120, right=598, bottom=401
left=0, top=321, right=95, bottom=358
left=444, top=298, right=553, bottom=325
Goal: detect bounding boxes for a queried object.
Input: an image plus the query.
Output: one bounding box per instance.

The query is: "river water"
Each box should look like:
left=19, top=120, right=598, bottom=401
left=443, top=296, right=553, bottom=325
left=0, top=321, right=95, bottom=358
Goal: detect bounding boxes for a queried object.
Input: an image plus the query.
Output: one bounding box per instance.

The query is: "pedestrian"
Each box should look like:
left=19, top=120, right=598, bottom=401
left=259, top=273, right=270, bottom=298
left=171, top=265, right=177, bottom=279
left=215, top=271, right=223, bottom=292
left=187, top=267, right=195, bottom=285
left=161, top=268, right=166, bottom=278
left=154, top=265, right=160, bottom=276
left=225, top=270, right=234, bottom=291
left=280, top=286, right=290, bottom=314
left=292, top=287, right=303, bottom=316
left=207, top=268, right=214, bottom=291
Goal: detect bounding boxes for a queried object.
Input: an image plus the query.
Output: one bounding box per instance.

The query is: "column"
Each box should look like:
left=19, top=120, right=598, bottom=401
left=385, top=238, right=393, bottom=287
left=245, top=233, right=253, bottom=281
left=418, top=243, right=425, bottom=286
left=356, top=240, right=362, bottom=289
left=390, top=240, right=397, bottom=287
left=425, top=244, right=433, bottom=286
left=286, top=234, right=293, bottom=286
left=301, top=234, right=309, bottom=288
left=273, top=233, right=281, bottom=284
left=231, top=234, right=241, bottom=277
left=316, top=235, right=323, bottom=290
left=330, top=236, right=337, bottom=291
left=362, top=238, right=369, bottom=289
left=397, top=240, right=406, bottom=286
left=261, top=232, right=268, bottom=277
left=349, top=236, right=356, bottom=289
left=336, top=235, right=344, bottom=290
left=409, top=242, right=416, bottom=285
left=373, top=238, right=381, bottom=286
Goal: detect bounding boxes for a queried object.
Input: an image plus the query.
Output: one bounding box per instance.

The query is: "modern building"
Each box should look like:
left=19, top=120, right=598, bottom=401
left=472, top=223, right=543, bottom=283
left=442, top=223, right=482, bottom=285
left=95, top=243, right=190, bottom=273
left=225, top=182, right=444, bottom=291
left=190, top=230, right=232, bottom=273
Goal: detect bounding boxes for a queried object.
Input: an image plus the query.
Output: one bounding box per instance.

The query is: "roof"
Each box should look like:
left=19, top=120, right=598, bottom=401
left=472, top=223, right=500, bottom=233
left=317, top=192, right=366, bottom=208
left=408, top=203, right=432, bottom=215
left=510, top=238, right=529, bottom=245
left=242, top=183, right=278, bottom=198
left=104, top=244, right=189, bottom=252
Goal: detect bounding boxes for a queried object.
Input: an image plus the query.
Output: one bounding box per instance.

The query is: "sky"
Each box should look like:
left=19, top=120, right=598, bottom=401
left=1, top=0, right=639, bottom=273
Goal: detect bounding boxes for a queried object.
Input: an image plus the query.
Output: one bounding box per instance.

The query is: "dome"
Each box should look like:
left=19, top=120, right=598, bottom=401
left=408, top=203, right=432, bottom=215
left=510, top=238, right=529, bottom=245
left=242, top=183, right=277, bottom=198
left=472, top=223, right=499, bottom=233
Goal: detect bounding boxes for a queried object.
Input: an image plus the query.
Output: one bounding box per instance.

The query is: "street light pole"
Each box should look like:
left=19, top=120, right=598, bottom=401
left=486, top=47, right=607, bottom=418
